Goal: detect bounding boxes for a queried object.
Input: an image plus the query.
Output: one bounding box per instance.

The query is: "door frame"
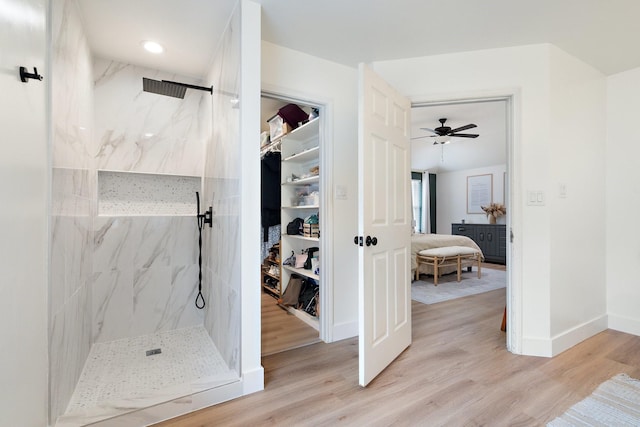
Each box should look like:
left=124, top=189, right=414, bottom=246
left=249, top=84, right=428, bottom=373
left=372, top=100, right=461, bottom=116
left=410, top=90, right=522, bottom=353
left=260, top=85, right=334, bottom=343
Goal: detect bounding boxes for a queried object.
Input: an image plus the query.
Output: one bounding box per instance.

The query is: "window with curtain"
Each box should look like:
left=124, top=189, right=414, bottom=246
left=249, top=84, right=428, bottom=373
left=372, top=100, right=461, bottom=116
left=411, top=172, right=423, bottom=233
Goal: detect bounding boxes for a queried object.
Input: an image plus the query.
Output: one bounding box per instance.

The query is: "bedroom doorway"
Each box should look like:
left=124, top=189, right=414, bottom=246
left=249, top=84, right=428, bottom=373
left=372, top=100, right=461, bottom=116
left=410, top=96, right=513, bottom=346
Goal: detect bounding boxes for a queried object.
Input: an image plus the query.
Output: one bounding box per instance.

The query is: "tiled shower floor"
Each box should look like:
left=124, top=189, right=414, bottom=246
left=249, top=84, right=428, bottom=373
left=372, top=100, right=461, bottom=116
left=64, top=325, right=236, bottom=417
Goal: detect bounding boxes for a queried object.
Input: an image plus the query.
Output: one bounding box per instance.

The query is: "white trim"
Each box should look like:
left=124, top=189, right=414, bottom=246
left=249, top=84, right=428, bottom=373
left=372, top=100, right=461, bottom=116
left=241, top=366, right=265, bottom=395
left=261, top=83, right=335, bottom=343
left=521, top=315, right=608, bottom=358
left=521, top=337, right=552, bottom=357
left=331, top=320, right=359, bottom=342
left=409, top=88, right=523, bottom=354
left=608, top=314, right=640, bottom=337
left=240, top=0, right=263, bottom=387
left=551, top=315, right=608, bottom=356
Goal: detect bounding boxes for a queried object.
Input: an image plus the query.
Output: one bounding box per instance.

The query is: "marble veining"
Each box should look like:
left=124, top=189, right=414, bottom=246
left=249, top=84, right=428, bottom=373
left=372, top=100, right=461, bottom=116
left=49, top=0, right=96, bottom=422
left=202, top=5, right=242, bottom=374
left=92, top=216, right=202, bottom=343
left=93, top=58, right=205, bottom=177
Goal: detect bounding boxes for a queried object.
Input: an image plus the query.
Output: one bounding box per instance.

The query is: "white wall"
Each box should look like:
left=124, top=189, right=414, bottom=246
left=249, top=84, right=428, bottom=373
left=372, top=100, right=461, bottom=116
left=606, top=66, right=640, bottom=336
left=261, top=41, right=359, bottom=341
left=548, top=46, right=607, bottom=348
left=373, top=43, right=607, bottom=356
left=239, top=0, right=264, bottom=393
left=0, top=0, right=48, bottom=425
left=437, top=164, right=506, bottom=233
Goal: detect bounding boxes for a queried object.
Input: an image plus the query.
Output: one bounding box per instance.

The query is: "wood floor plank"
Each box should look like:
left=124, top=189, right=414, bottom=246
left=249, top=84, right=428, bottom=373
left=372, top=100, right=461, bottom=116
left=156, top=287, right=640, bottom=427
left=261, top=292, right=320, bottom=356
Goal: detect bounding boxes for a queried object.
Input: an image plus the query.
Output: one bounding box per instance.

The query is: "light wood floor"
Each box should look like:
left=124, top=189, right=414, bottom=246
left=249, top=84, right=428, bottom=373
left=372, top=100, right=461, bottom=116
left=157, top=285, right=640, bottom=426
left=261, top=291, right=320, bottom=356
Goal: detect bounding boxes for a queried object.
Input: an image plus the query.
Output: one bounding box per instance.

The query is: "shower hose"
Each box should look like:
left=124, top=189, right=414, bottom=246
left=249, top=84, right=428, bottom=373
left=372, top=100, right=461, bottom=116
left=195, top=192, right=206, bottom=309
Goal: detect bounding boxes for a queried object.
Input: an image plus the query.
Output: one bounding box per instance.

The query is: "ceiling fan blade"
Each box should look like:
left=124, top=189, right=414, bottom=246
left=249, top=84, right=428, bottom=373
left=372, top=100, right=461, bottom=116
left=419, top=127, right=438, bottom=134
left=410, top=135, right=434, bottom=140
left=449, top=124, right=477, bottom=133
left=450, top=133, right=479, bottom=138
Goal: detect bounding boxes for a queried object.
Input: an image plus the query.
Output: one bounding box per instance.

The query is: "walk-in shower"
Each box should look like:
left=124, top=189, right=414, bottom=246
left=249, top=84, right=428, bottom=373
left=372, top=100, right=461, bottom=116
left=50, top=1, right=243, bottom=424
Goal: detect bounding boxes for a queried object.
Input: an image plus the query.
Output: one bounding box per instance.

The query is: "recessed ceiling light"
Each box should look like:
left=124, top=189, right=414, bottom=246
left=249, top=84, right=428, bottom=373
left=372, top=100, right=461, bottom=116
left=142, top=40, right=164, bottom=54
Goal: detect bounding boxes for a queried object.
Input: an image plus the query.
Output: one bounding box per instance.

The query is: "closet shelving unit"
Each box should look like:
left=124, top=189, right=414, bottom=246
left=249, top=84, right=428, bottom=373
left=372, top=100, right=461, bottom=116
left=279, top=118, right=321, bottom=330
left=261, top=255, right=281, bottom=298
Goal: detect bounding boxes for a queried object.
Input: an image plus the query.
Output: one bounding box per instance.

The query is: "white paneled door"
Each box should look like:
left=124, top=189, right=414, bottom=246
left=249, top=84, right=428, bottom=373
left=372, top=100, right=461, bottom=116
left=358, top=64, right=412, bottom=386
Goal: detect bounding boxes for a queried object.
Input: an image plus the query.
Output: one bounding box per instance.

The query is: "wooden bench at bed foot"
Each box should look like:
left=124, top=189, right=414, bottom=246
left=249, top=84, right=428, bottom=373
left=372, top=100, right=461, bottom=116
left=415, top=246, right=482, bottom=285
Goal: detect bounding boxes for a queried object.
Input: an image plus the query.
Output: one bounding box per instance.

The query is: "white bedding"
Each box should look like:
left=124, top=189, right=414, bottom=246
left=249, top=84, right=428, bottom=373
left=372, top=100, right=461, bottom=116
left=411, top=233, right=484, bottom=278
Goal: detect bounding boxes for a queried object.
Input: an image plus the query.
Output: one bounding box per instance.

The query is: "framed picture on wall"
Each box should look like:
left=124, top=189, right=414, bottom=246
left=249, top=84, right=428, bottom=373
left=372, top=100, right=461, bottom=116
left=467, top=174, right=493, bottom=214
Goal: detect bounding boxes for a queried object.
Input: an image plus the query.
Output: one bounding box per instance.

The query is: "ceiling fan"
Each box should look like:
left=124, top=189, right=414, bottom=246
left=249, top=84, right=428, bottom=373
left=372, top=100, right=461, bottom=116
left=412, top=118, right=479, bottom=144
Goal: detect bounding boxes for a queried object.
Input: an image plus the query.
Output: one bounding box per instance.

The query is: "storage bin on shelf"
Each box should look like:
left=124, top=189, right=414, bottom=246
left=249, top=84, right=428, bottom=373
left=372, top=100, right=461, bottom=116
left=303, top=223, right=320, bottom=238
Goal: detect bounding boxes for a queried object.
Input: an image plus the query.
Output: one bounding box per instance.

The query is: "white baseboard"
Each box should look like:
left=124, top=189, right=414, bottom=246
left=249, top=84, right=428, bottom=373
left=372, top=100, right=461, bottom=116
left=521, top=314, right=608, bottom=357
left=330, top=320, right=358, bottom=342
left=241, top=366, right=265, bottom=395
left=521, top=336, right=553, bottom=357
left=551, top=314, right=608, bottom=356
left=608, top=313, right=640, bottom=337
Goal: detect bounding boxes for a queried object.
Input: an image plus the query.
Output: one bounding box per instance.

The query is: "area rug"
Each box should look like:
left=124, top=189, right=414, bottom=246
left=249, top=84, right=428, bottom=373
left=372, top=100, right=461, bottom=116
left=411, top=268, right=505, bottom=305
left=548, top=373, right=640, bottom=426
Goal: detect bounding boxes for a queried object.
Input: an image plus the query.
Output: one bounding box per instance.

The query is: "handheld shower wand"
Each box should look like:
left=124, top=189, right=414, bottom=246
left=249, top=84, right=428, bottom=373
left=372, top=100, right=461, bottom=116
left=195, top=192, right=212, bottom=309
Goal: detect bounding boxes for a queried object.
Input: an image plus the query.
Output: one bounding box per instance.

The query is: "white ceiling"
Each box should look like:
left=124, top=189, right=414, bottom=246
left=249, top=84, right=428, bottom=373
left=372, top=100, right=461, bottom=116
left=77, top=0, right=638, bottom=172
left=411, top=100, right=507, bottom=173
left=77, top=0, right=236, bottom=79
left=78, top=0, right=640, bottom=79
left=255, top=0, right=640, bottom=76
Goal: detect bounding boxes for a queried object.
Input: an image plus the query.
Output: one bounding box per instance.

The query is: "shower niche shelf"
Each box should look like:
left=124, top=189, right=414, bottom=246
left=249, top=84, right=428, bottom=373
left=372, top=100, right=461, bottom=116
left=98, top=170, right=200, bottom=216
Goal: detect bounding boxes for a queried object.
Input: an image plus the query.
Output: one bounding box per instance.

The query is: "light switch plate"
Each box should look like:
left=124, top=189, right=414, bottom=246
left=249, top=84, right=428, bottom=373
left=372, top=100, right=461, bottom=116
left=527, top=190, right=545, bottom=206
left=335, top=185, right=347, bottom=200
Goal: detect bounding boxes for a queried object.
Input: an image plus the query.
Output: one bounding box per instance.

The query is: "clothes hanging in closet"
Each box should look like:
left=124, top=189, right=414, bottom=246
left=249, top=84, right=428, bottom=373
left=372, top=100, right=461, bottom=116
left=261, top=151, right=281, bottom=241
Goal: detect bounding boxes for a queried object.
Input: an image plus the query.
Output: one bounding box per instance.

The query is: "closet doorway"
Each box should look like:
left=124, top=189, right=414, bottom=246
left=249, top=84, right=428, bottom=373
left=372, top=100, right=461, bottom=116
left=260, top=94, right=324, bottom=356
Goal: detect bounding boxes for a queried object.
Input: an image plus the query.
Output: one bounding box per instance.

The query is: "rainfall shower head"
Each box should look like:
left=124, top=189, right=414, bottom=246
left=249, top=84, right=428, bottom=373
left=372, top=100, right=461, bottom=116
left=142, top=77, right=213, bottom=99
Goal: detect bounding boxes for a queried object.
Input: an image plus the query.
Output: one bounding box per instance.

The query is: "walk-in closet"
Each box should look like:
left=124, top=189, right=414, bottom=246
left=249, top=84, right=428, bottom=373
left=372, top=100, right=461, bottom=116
left=260, top=95, right=323, bottom=354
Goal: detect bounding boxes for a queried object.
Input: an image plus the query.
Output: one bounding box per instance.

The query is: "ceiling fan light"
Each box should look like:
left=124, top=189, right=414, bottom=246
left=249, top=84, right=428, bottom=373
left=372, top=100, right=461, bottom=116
left=434, top=135, right=450, bottom=144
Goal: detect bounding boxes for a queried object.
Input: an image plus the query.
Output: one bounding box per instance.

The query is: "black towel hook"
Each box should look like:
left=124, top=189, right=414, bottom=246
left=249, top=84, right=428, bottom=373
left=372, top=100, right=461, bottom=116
left=20, top=66, right=43, bottom=83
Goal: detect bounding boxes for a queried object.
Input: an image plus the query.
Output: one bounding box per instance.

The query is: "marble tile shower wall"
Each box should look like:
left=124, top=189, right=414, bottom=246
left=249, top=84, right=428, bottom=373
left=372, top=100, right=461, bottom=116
left=93, top=57, right=206, bottom=176
left=50, top=0, right=95, bottom=422
left=202, top=6, right=242, bottom=374
left=91, top=60, right=207, bottom=342
left=92, top=216, right=202, bottom=342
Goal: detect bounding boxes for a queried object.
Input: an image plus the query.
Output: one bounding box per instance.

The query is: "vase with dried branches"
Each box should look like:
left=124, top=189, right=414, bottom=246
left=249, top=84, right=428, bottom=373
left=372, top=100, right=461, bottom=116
left=481, top=203, right=506, bottom=224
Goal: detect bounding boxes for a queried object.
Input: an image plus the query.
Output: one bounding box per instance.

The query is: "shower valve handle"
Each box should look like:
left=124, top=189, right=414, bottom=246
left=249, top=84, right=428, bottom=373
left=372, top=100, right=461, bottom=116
left=195, top=192, right=212, bottom=228
left=202, top=207, right=213, bottom=227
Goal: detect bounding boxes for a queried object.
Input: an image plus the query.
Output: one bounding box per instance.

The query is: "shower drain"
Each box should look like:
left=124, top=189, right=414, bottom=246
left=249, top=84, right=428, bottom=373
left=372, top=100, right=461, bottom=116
left=145, top=348, right=162, bottom=356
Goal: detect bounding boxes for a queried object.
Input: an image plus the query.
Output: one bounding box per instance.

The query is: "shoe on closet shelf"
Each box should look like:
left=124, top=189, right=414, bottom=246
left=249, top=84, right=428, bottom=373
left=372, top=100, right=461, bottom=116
left=268, top=265, right=279, bottom=277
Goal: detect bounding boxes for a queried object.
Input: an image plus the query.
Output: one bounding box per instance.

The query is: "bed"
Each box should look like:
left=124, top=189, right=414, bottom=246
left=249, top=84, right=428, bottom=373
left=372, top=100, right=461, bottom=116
left=411, top=233, right=484, bottom=280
